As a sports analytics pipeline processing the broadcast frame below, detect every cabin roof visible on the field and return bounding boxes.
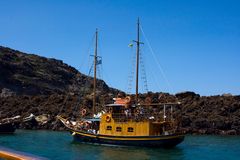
[83,118,100,122]
[105,104,126,107]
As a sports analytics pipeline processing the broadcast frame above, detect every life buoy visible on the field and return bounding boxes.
[106,115,111,122]
[81,109,87,116]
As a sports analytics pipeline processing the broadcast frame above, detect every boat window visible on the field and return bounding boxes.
[128,127,134,132]
[116,127,122,132]
[106,126,112,130]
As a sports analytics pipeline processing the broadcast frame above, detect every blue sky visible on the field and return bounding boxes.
[0,0,239,95]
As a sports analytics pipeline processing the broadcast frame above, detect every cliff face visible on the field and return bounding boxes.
[0,46,239,135]
[0,46,114,96]
[175,92,240,135]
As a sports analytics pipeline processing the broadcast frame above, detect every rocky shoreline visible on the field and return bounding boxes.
[0,92,240,135]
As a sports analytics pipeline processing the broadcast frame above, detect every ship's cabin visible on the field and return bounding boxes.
[99,100,180,136]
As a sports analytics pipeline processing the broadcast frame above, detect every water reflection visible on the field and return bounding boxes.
[99,146,151,160]
[71,142,184,160]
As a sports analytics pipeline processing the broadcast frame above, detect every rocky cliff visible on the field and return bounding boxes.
[176,92,240,135]
[0,46,116,96]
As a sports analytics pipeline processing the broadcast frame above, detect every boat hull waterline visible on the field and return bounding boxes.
[70,130,184,148]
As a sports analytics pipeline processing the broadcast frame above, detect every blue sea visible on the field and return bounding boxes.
[0,130,240,160]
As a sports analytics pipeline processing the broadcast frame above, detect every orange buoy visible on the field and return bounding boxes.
[106,115,111,122]
[81,109,87,116]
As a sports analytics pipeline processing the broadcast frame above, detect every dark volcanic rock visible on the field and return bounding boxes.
[175,91,200,100]
[176,93,240,135]
[0,46,117,95]
[0,92,239,135]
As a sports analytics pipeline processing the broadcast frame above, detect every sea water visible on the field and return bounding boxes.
[0,130,240,160]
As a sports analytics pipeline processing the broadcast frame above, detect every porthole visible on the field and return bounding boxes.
[116,127,122,132]
[128,127,134,132]
[106,126,112,130]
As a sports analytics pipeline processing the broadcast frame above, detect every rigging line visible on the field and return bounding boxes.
[100,60,117,93]
[97,34,103,81]
[141,43,161,91]
[97,64,101,80]
[125,45,136,94]
[100,62,106,82]
[86,55,91,75]
[79,33,95,72]
[101,65,117,97]
[100,61,110,89]
[140,25,173,93]
[97,35,115,92]
[139,47,149,93]
[148,64,162,92]
[86,47,95,76]
[97,48,117,94]
[88,62,94,76]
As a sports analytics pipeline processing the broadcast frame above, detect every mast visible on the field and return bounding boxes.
[135,18,142,104]
[93,28,98,115]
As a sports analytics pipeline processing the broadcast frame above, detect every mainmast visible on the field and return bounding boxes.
[93,28,98,115]
[134,18,143,104]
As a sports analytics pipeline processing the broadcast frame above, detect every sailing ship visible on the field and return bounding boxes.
[58,19,184,147]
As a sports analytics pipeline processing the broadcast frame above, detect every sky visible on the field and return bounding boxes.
[0,0,239,96]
